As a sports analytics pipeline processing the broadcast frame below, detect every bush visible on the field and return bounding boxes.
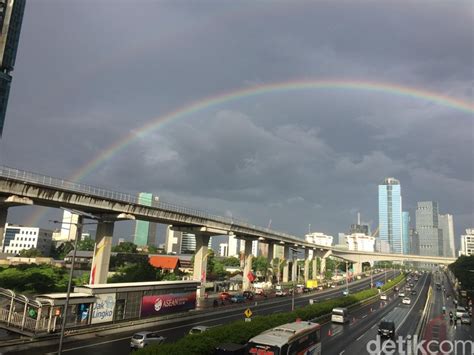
[136,274,404,355]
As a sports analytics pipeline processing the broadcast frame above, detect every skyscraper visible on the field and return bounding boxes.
[402,211,410,254]
[0,0,26,137]
[133,192,157,246]
[416,201,443,257]
[378,178,403,254]
[439,214,455,257]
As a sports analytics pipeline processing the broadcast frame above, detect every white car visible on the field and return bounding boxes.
[399,291,405,297]
[189,326,211,335]
[380,294,388,301]
[130,331,165,350]
[456,306,467,318]
[402,297,411,305]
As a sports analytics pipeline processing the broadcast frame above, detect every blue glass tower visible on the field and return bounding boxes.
[378,178,403,254]
[402,211,410,254]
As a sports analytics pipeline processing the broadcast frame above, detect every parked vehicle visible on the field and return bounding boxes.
[243,291,254,300]
[378,320,396,340]
[130,331,165,350]
[456,306,467,318]
[230,294,246,303]
[220,292,232,301]
[189,326,211,335]
[460,313,471,325]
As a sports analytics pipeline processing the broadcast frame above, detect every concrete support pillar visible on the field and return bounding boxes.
[304,249,310,283]
[312,256,318,280]
[243,240,254,291]
[320,257,327,279]
[291,260,297,282]
[90,221,114,284]
[266,243,274,282]
[193,234,211,298]
[0,208,7,251]
[352,262,363,275]
[282,246,290,283]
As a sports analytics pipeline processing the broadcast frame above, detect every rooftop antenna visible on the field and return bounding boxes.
[357,212,361,225]
[308,224,311,234]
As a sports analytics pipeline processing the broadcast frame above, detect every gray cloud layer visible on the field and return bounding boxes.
[1,1,472,242]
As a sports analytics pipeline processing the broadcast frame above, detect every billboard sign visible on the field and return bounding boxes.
[141,292,196,317]
[91,293,116,324]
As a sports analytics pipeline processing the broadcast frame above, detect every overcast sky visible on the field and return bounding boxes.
[0,1,472,247]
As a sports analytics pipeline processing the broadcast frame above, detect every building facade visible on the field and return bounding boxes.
[409,228,419,255]
[402,211,410,254]
[305,232,333,246]
[2,223,52,256]
[416,201,443,257]
[133,193,157,246]
[460,229,474,256]
[439,214,455,258]
[346,233,375,252]
[0,0,26,136]
[378,177,403,254]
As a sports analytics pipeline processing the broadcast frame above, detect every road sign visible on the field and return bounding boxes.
[375,281,383,288]
[244,308,253,318]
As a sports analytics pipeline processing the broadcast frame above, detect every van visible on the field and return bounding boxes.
[331,307,349,323]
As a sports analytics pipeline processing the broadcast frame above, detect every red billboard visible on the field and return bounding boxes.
[140,292,196,317]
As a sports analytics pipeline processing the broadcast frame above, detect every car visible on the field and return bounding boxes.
[220,292,232,301]
[255,288,264,295]
[402,297,411,305]
[230,294,246,303]
[342,289,349,296]
[317,286,324,290]
[460,313,471,325]
[394,286,399,292]
[378,320,396,339]
[303,287,310,293]
[409,283,414,288]
[130,331,165,350]
[189,326,211,335]
[456,306,467,318]
[243,291,254,300]
[380,294,388,301]
[399,291,405,297]
[410,290,417,295]
[275,289,288,297]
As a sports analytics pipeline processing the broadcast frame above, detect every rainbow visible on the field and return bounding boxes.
[26,79,473,226]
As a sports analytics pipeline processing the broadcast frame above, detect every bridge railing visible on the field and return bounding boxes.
[0,166,298,241]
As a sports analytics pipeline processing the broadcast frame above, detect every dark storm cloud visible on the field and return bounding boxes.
[1,1,472,239]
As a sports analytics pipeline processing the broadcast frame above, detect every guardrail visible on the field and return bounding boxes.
[0,165,299,241]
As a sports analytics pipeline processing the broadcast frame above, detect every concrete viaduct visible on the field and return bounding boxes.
[0,166,456,295]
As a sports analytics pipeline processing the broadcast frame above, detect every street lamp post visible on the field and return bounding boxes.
[290,248,300,311]
[54,216,83,355]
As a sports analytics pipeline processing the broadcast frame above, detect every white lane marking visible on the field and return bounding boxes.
[356,333,365,341]
[371,324,377,329]
[395,274,429,332]
[362,315,368,319]
[339,351,345,355]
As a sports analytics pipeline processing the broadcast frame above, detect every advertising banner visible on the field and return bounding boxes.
[141,292,196,317]
[91,293,116,324]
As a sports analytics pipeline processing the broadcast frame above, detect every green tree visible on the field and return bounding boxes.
[108,259,158,283]
[18,248,43,257]
[449,255,474,297]
[221,256,240,267]
[147,245,159,254]
[112,241,138,253]
[252,256,270,275]
[78,238,95,251]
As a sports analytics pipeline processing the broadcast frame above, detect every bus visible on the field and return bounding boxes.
[246,321,321,355]
[331,307,349,323]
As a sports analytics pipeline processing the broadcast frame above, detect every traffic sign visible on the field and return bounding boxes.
[244,308,253,318]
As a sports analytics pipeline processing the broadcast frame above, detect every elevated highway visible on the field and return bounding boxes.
[0,166,456,290]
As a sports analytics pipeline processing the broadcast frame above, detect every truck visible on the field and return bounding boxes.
[306,280,318,289]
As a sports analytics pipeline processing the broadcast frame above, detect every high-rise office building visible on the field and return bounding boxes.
[439,214,455,258]
[133,192,157,246]
[460,229,474,256]
[52,210,80,242]
[0,0,26,137]
[409,228,419,255]
[227,234,239,257]
[164,226,212,254]
[378,178,403,254]
[2,223,52,256]
[416,201,443,257]
[402,211,410,254]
